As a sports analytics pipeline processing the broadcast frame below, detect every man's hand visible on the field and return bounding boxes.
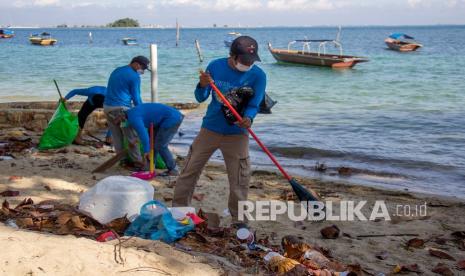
[199,70,213,88]
[236,117,252,129]
[143,152,150,162]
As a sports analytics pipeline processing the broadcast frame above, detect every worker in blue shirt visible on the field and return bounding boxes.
[103,56,149,168]
[173,36,266,223]
[63,86,111,145]
[125,103,184,175]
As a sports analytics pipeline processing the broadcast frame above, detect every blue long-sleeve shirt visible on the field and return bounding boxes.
[126,103,183,153]
[195,58,266,135]
[104,65,143,108]
[64,86,106,105]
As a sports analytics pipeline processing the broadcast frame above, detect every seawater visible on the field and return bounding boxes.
[1,26,464,198]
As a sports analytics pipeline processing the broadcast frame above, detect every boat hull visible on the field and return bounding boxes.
[0,34,14,39]
[269,48,368,69]
[385,39,422,52]
[30,38,57,46]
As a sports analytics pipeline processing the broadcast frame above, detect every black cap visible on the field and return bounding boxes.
[131,55,150,70]
[230,36,261,64]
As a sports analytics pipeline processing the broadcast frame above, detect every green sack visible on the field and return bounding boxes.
[38,101,79,150]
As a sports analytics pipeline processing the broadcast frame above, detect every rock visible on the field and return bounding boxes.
[33,114,47,120]
[78,176,154,224]
[320,225,340,239]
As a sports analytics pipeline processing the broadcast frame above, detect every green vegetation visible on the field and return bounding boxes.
[107,18,140,28]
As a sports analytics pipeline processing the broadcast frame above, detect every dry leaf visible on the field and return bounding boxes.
[16,217,34,228]
[429,248,456,260]
[393,264,421,273]
[193,193,205,201]
[56,212,73,225]
[320,225,340,239]
[457,260,465,270]
[15,198,33,209]
[407,238,425,248]
[0,190,20,197]
[432,263,454,276]
[106,216,130,233]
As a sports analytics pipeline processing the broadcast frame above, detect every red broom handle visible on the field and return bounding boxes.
[209,82,292,181]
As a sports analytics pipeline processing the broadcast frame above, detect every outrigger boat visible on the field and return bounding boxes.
[0,29,14,39]
[268,28,368,69]
[224,32,241,47]
[122,37,138,46]
[29,32,57,46]
[385,33,422,52]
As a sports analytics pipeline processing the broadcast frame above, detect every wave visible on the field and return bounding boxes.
[262,146,459,172]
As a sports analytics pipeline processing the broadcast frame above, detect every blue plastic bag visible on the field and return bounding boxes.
[125,200,194,243]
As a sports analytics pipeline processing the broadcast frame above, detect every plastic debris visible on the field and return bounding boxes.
[78,176,154,224]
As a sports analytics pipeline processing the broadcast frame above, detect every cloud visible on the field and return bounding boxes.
[267,0,334,11]
[33,0,60,6]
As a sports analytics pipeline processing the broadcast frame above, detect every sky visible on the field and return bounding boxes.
[1,0,465,27]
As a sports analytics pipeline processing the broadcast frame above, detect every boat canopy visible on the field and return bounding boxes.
[389,33,414,40]
[0,29,14,35]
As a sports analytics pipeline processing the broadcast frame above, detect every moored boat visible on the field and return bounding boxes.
[122,37,138,46]
[268,28,368,69]
[224,32,241,47]
[385,33,422,52]
[29,32,57,46]
[0,29,14,39]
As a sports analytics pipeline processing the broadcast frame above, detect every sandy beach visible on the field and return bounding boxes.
[1,122,465,275]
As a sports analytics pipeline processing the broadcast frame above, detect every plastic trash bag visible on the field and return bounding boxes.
[125,200,194,243]
[38,100,79,150]
[78,176,154,224]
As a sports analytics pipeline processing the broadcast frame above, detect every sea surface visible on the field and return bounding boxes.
[1,26,464,198]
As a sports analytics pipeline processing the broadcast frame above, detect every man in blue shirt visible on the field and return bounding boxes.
[103,56,149,168]
[63,86,111,145]
[124,103,184,175]
[173,36,266,223]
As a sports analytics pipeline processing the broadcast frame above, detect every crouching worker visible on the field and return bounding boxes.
[125,103,184,176]
[173,36,266,225]
[63,86,111,145]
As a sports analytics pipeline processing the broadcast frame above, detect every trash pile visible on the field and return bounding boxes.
[176,222,361,275]
[0,136,35,160]
[1,175,363,275]
[0,198,130,238]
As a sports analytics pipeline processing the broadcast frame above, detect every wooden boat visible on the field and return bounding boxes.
[224,32,241,47]
[122,37,138,46]
[385,33,422,52]
[29,32,57,46]
[0,29,14,39]
[268,35,368,69]
[268,27,368,69]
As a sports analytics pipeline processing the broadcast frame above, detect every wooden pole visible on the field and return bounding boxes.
[150,44,158,103]
[195,39,203,63]
[176,19,180,47]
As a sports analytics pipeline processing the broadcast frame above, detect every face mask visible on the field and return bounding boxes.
[137,69,144,75]
[235,62,252,72]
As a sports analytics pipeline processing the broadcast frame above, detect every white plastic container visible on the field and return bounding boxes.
[78,176,154,224]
